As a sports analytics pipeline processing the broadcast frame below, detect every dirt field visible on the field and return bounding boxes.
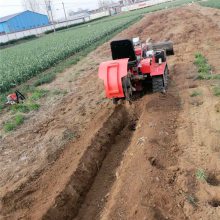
[1,3,220,220]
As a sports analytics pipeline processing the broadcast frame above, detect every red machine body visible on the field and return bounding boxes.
[99,59,129,99]
[98,38,174,102]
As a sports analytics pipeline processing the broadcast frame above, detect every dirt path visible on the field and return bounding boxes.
[1,4,220,220]
[76,90,183,220]
[74,104,141,220]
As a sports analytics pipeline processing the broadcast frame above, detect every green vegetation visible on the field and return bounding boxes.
[190,90,202,97]
[30,89,49,101]
[196,169,207,182]
[200,0,220,9]
[1,88,46,132]
[3,114,25,132]
[62,129,76,141]
[11,103,40,113]
[0,0,200,93]
[52,89,67,96]
[0,104,4,111]
[194,52,220,80]
[0,16,140,93]
[34,73,56,87]
[32,30,112,88]
[0,88,47,114]
[194,53,212,79]
[0,87,62,133]
[214,75,220,80]
[0,35,37,47]
[187,195,198,207]
[213,86,220,96]
[0,94,5,111]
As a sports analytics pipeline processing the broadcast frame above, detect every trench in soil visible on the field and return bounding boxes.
[41,104,141,220]
[74,114,139,220]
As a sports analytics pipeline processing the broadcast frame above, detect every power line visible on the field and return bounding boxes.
[48,0,56,32]
[62,2,69,27]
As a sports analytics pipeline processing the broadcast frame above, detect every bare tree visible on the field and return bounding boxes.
[22,0,54,21]
[43,0,54,21]
[98,0,114,9]
[22,0,41,12]
[97,0,103,8]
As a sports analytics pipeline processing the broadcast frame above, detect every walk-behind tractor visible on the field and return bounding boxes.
[98,37,174,104]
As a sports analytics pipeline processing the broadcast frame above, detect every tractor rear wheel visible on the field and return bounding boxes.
[113,98,118,105]
[152,75,165,93]
[163,66,169,89]
[122,77,133,101]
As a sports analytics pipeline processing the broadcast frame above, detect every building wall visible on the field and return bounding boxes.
[0,23,5,34]
[0,22,9,34]
[2,11,49,33]
[90,10,110,20]
[69,12,90,20]
[121,0,172,11]
[0,18,85,43]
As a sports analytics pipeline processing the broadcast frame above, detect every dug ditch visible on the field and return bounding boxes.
[42,104,141,219]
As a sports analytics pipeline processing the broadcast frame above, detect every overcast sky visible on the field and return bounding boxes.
[0,0,99,19]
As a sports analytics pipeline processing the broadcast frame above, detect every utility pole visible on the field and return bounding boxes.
[44,0,51,21]
[48,0,56,32]
[62,2,69,28]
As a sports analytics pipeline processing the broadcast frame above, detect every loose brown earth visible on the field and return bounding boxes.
[1,3,220,220]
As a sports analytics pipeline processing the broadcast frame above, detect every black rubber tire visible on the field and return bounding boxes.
[113,98,118,105]
[122,77,133,101]
[163,66,169,89]
[152,75,165,93]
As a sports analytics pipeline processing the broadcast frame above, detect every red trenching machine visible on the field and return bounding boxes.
[98,37,174,104]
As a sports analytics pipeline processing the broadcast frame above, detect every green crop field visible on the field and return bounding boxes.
[199,0,220,9]
[0,15,140,92]
[0,0,199,93]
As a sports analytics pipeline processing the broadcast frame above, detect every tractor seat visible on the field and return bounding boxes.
[111,39,138,67]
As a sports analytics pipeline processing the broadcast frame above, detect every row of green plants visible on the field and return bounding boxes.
[194,52,220,98]
[0,15,140,93]
[194,52,212,79]
[197,0,218,94]
[194,52,220,80]
[199,0,220,9]
[0,35,37,47]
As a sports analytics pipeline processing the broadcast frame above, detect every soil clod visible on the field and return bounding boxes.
[208,200,220,208]
[148,157,164,170]
[206,173,220,186]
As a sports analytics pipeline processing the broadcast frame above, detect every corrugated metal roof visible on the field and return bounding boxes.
[0,12,21,23]
[0,10,48,23]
